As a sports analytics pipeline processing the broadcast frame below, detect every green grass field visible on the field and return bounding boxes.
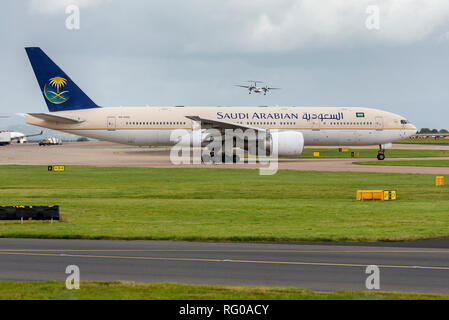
[355,160,449,167]
[1,165,449,241]
[396,138,449,144]
[296,148,449,158]
[1,281,447,300]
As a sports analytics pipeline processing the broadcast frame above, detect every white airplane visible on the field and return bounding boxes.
[24,47,417,161]
[11,131,43,143]
[0,130,42,144]
[235,81,281,95]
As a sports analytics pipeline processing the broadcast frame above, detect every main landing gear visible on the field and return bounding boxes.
[377,145,385,160]
[201,150,240,164]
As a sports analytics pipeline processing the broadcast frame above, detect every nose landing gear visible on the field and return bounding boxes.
[377,145,385,160]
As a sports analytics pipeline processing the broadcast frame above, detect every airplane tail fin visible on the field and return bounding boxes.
[25,47,100,112]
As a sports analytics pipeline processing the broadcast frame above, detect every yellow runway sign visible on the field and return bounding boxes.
[48,165,65,172]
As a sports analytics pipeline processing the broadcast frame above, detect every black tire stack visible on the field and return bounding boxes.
[0,206,59,220]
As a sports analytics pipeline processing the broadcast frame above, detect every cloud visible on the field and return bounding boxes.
[29,0,109,14]
[25,0,449,54]
[181,0,449,53]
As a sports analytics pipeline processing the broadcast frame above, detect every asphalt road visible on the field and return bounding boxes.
[0,238,448,294]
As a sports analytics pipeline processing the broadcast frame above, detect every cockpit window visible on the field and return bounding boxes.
[400,120,409,124]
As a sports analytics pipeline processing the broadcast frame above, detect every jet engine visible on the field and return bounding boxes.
[267,131,304,156]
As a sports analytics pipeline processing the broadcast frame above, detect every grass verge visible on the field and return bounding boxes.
[396,138,449,145]
[0,281,447,300]
[354,160,449,167]
[1,166,449,241]
[295,148,449,158]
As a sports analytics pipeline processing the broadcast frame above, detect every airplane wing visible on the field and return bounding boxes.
[23,131,43,138]
[9,130,43,141]
[185,116,268,151]
[234,85,250,88]
[185,116,266,133]
[27,113,85,124]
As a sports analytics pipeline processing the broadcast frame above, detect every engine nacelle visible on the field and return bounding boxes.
[268,131,304,156]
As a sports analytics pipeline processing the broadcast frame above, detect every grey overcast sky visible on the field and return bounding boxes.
[2,0,449,129]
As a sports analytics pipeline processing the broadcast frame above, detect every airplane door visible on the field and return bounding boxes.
[375,116,383,130]
[107,116,116,131]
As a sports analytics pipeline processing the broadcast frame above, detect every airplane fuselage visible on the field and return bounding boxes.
[26,106,417,147]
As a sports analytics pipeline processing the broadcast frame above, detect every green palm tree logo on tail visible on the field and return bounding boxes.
[44,76,70,104]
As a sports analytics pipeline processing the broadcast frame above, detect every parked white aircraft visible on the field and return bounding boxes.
[10,131,43,143]
[24,47,417,161]
[0,130,42,144]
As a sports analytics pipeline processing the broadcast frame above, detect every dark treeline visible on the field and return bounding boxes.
[418,128,449,134]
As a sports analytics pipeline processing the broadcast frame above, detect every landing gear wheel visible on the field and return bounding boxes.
[377,153,385,160]
[377,144,386,160]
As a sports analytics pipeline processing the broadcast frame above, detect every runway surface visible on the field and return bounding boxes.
[1,238,448,294]
[1,141,449,174]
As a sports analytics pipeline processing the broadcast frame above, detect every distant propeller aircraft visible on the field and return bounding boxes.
[234,80,281,95]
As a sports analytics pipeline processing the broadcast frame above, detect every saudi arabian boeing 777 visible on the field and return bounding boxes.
[24,47,417,161]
